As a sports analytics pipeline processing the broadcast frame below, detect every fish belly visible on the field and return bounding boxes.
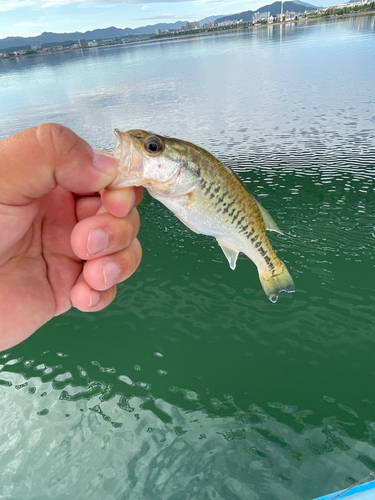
[149,190,237,238]
[149,189,263,266]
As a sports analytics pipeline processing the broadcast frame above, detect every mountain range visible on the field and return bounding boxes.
[0,2,318,52]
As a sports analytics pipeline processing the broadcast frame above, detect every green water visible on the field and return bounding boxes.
[0,16,375,499]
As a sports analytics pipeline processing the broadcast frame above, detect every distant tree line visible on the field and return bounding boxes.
[151,3,375,41]
[151,21,261,40]
[309,1,375,18]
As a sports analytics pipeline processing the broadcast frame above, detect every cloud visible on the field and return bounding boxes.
[38,0,196,6]
[131,14,184,20]
[14,20,43,26]
[1,0,202,11]
[101,0,194,3]
[123,0,194,3]
[0,0,35,12]
[40,0,80,6]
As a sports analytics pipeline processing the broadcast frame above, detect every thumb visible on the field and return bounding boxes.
[0,123,118,205]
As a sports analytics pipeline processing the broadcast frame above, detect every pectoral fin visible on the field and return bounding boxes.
[216,239,239,270]
[254,199,283,234]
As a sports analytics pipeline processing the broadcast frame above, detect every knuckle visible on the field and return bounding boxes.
[36,123,82,166]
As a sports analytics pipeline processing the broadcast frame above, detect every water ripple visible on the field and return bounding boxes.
[1,368,375,499]
[1,16,375,500]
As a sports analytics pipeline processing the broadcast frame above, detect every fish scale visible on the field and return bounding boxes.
[110,129,295,303]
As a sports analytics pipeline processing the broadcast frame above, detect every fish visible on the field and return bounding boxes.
[109,129,295,303]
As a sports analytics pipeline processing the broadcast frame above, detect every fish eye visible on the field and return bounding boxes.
[144,136,164,155]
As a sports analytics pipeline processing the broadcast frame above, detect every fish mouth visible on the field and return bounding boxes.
[107,129,145,189]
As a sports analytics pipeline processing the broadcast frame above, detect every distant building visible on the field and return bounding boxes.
[156,29,162,35]
[217,20,240,26]
[253,12,270,22]
[78,39,88,48]
[202,21,215,28]
[284,10,297,19]
[31,44,41,50]
[183,21,200,30]
[88,40,98,47]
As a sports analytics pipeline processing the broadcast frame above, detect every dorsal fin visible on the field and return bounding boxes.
[254,199,283,234]
[216,239,239,270]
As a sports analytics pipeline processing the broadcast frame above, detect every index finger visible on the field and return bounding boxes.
[101,186,144,218]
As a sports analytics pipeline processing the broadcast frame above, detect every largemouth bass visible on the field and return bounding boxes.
[110,129,295,303]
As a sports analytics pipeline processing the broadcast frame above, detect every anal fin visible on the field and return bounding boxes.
[216,239,239,270]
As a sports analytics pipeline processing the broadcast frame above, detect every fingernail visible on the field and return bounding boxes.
[103,262,120,287]
[93,150,118,174]
[89,290,101,308]
[88,228,108,255]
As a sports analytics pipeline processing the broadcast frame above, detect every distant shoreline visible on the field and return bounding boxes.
[149,10,375,43]
[1,9,374,60]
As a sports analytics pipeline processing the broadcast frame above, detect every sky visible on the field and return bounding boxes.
[1,0,338,39]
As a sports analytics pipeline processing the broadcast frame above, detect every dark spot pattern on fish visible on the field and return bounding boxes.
[214,193,227,209]
[215,190,230,209]
[199,174,275,272]
[239,225,255,237]
[202,180,215,196]
[222,201,235,214]
[264,255,274,271]
[259,246,267,257]
[236,215,246,228]
[231,211,240,224]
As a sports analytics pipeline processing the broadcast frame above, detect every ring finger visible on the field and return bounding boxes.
[82,238,142,291]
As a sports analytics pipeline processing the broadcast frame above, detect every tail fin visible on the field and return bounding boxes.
[259,259,295,303]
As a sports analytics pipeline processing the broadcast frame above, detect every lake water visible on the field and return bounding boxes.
[0,16,375,500]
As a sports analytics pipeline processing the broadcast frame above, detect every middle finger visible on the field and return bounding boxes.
[71,208,140,261]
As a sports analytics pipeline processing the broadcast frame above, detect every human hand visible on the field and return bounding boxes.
[0,123,143,351]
